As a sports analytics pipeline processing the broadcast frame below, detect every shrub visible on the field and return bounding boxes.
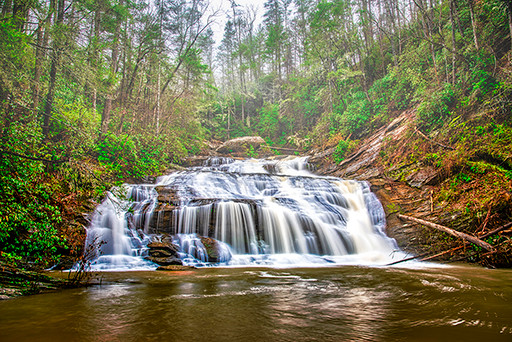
[417,83,455,131]
[333,139,353,163]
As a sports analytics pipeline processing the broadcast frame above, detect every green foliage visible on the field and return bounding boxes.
[417,83,455,131]
[332,139,350,163]
[96,133,167,179]
[256,102,291,143]
[0,123,64,266]
[425,153,443,168]
[247,144,258,158]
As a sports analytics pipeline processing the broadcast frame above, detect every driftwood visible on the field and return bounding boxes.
[387,221,510,265]
[397,214,494,251]
[414,127,455,150]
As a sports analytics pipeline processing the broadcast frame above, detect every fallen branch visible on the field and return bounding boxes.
[414,127,454,150]
[420,246,463,262]
[479,221,512,239]
[385,251,431,265]
[397,214,494,251]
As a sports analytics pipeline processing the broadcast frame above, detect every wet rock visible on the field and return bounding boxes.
[156,265,196,271]
[182,156,212,167]
[147,241,179,254]
[145,256,183,266]
[154,186,179,203]
[199,236,221,262]
[145,241,181,266]
[148,249,174,258]
[148,203,177,234]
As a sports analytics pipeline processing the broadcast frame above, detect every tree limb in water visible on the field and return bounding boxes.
[388,221,511,265]
[397,214,494,251]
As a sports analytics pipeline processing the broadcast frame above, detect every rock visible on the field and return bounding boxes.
[216,136,267,154]
[405,166,440,188]
[147,241,179,254]
[148,203,177,233]
[145,241,181,266]
[154,186,179,203]
[145,256,183,266]
[198,236,232,263]
[148,249,174,258]
[199,236,221,262]
[182,156,212,167]
[156,265,196,271]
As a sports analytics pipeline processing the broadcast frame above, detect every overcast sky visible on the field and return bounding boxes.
[209,0,267,46]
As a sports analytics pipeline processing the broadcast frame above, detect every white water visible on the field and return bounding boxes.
[85,156,406,270]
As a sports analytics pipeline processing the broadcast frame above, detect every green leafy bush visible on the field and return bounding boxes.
[417,83,455,131]
[0,148,64,266]
[96,133,166,179]
[333,140,350,163]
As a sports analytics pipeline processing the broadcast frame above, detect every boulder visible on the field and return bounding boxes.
[145,241,182,266]
[145,256,183,266]
[147,241,179,255]
[200,236,221,262]
[216,136,267,154]
[199,236,231,263]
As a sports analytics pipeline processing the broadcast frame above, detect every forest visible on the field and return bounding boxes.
[1,0,512,272]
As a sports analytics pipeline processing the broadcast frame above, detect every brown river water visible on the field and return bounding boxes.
[1,265,511,342]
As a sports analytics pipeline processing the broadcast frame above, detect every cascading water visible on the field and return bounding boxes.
[85,156,403,270]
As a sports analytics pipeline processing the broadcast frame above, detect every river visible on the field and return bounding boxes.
[1,265,511,341]
[2,157,510,341]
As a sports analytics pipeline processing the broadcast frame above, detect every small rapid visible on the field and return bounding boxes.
[84,156,404,270]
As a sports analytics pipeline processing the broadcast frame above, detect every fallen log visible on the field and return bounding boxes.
[397,214,494,252]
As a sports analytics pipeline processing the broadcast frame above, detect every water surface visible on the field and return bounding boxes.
[1,265,511,341]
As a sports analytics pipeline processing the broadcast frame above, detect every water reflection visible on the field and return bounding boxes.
[0,266,511,341]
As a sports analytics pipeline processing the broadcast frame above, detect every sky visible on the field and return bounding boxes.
[209,0,267,46]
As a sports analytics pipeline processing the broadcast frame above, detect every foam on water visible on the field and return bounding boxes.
[84,156,410,270]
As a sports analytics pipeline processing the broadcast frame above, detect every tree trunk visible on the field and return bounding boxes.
[1,0,12,18]
[101,1,122,135]
[467,0,478,50]
[508,2,512,51]
[91,7,101,112]
[43,0,63,139]
[450,0,457,84]
[33,20,46,113]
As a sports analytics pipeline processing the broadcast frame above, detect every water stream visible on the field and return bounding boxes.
[2,157,511,341]
[1,267,511,341]
[85,156,404,269]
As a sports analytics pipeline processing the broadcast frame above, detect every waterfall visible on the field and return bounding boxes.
[84,156,401,270]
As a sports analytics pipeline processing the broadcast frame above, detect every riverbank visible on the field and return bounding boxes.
[0,261,76,299]
[308,110,512,267]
